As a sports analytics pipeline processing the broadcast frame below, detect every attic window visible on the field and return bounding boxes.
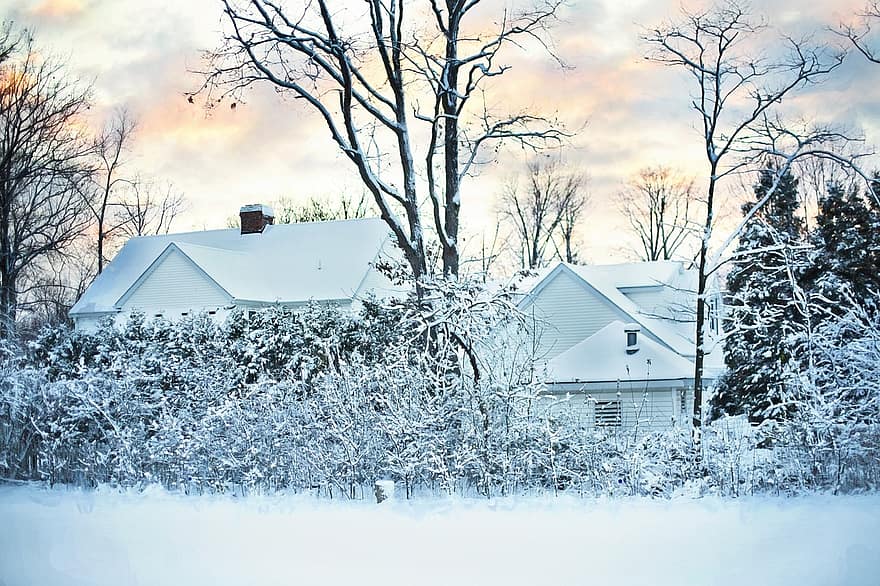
[624,324,641,354]
[595,400,622,428]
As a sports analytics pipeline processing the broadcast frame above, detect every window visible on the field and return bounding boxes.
[708,296,721,335]
[594,400,622,427]
[624,325,640,354]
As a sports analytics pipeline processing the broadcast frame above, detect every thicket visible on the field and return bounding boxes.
[1,280,878,498]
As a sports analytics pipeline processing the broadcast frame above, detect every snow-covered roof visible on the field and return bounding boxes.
[71,217,396,315]
[546,321,696,384]
[577,260,692,290]
[518,262,697,357]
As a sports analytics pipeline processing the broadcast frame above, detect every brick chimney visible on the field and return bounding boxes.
[240,204,275,235]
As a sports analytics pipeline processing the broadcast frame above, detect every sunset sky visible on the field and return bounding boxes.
[4,0,877,266]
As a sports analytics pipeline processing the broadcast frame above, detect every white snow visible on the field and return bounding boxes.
[1,485,878,586]
[70,217,397,315]
[547,320,696,383]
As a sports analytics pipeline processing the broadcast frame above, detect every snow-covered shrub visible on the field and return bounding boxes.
[2,276,878,497]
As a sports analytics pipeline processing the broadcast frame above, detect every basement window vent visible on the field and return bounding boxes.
[595,400,622,428]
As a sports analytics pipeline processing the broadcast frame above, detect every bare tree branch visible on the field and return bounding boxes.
[617,166,700,262]
[498,156,587,269]
[193,0,568,282]
[0,24,94,336]
[643,1,853,437]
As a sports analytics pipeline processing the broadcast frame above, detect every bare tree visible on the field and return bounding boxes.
[644,1,857,437]
[794,154,862,230]
[499,157,587,269]
[553,175,589,264]
[89,109,137,274]
[195,0,567,282]
[275,192,372,224]
[0,25,93,336]
[116,179,186,238]
[617,167,698,262]
[839,1,880,63]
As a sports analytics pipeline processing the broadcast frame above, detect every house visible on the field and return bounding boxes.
[515,261,724,431]
[70,205,401,331]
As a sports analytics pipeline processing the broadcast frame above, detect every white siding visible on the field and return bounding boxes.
[545,387,687,432]
[622,286,696,341]
[351,264,402,305]
[73,315,108,333]
[525,270,625,360]
[120,249,232,317]
[621,288,667,314]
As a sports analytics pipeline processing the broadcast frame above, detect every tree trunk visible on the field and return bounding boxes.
[692,168,717,444]
[0,197,13,338]
[97,217,105,274]
[442,7,461,279]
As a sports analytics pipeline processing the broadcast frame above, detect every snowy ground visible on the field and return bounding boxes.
[1,486,879,586]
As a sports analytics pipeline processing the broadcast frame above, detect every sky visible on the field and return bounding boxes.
[3,0,878,266]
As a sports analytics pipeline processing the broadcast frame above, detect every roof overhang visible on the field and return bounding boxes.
[545,378,713,392]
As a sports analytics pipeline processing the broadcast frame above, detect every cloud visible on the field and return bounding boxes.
[28,0,87,19]
[9,0,880,263]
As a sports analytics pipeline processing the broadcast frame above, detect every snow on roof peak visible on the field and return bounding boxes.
[71,217,396,315]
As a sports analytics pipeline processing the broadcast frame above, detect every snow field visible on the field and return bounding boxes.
[1,486,879,586]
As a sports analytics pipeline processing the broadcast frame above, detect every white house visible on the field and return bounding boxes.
[70,205,401,331]
[515,261,724,431]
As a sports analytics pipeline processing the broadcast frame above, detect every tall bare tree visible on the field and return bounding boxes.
[196,0,567,282]
[644,1,857,438]
[116,179,186,238]
[553,174,589,264]
[0,25,93,336]
[89,109,137,274]
[499,157,587,269]
[617,166,698,262]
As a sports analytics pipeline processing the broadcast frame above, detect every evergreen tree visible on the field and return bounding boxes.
[802,179,880,317]
[712,166,806,422]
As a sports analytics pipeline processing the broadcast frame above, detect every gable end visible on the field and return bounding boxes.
[115,244,233,315]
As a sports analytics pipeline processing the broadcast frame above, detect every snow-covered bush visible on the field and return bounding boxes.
[1,279,878,497]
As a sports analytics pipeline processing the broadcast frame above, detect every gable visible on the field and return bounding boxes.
[522,268,631,360]
[118,247,232,316]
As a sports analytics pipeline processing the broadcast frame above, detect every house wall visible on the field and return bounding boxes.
[621,286,697,340]
[119,249,232,319]
[524,270,627,360]
[72,314,112,332]
[621,287,669,316]
[543,386,693,432]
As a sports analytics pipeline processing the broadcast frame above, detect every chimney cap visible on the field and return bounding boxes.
[240,203,275,217]
[624,323,641,333]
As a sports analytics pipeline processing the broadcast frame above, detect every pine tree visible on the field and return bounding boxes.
[712,167,807,422]
[802,180,880,317]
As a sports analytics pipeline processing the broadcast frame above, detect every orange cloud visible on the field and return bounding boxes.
[29,0,86,19]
